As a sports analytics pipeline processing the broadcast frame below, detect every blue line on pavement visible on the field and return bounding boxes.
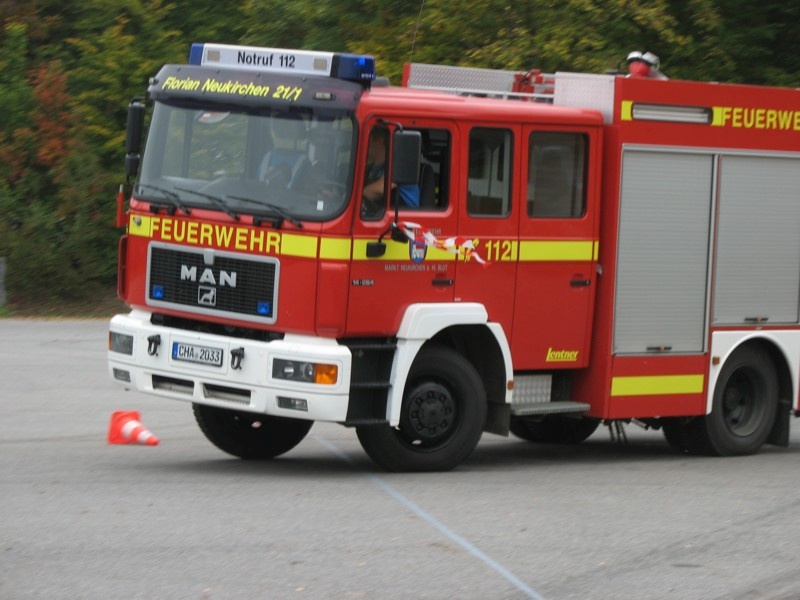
[317,436,546,600]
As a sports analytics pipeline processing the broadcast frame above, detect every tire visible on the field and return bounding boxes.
[703,346,778,456]
[356,346,486,472]
[661,417,708,454]
[662,346,778,456]
[510,415,599,444]
[193,403,313,459]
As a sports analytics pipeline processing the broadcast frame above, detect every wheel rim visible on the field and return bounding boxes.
[208,408,275,449]
[399,382,458,447]
[220,410,260,434]
[722,368,763,437]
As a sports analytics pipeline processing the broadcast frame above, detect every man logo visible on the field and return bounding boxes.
[181,265,237,288]
[198,286,217,306]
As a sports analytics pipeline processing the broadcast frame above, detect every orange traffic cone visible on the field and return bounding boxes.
[107,411,159,446]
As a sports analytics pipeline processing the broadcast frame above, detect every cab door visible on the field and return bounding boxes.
[453,124,521,336]
[347,118,458,335]
[511,126,600,369]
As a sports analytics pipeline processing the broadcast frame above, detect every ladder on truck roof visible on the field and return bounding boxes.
[404,63,555,102]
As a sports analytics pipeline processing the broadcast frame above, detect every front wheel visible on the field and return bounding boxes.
[193,404,313,459]
[356,346,486,472]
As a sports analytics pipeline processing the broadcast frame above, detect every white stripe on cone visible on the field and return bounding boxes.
[120,419,159,445]
[108,411,160,446]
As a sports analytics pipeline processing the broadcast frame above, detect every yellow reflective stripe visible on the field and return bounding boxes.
[611,374,705,397]
[127,219,597,264]
[351,239,456,261]
[620,100,633,121]
[351,239,595,262]
[710,106,726,126]
[352,239,408,260]
[128,214,155,237]
[319,237,351,260]
[281,233,317,258]
[426,247,458,261]
[519,240,595,261]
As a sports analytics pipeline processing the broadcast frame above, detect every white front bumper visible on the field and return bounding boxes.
[108,310,352,422]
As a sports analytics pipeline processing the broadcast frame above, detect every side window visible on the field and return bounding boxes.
[467,127,513,217]
[414,128,450,211]
[527,132,587,218]
[361,126,452,220]
[361,126,390,220]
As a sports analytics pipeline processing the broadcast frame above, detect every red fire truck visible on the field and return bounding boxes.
[108,42,800,471]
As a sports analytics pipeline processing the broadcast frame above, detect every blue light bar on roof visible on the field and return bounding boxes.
[189,43,375,82]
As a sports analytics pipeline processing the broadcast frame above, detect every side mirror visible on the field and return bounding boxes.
[391,130,421,185]
[366,241,386,257]
[366,224,410,258]
[125,99,146,178]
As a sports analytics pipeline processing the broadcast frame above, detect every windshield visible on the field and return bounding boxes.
[137,102,356,222]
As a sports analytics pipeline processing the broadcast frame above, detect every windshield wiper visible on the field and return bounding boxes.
[227,195,304,228]
[174,187,240,220]
[135,183,191,215]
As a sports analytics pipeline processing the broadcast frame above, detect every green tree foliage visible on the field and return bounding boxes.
[0,23,32,136]
[0,57,115,301]
[0,0,797,306]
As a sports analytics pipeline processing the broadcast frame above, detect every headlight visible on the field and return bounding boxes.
[109,331,134,355]
[273,358,338,385]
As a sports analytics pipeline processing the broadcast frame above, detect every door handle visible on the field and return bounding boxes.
[432,278,454,287]
[570,278,591,287]
[744,316,769,323]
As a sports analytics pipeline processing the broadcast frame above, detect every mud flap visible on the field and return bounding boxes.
[767,398,792,447]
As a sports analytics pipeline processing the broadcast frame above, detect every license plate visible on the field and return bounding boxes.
[172,341,224,367]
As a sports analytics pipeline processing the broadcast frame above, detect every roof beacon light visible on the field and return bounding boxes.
[189,43,375,82]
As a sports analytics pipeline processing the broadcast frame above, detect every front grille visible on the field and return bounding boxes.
[203,383,252,406]
[152,374,194,394]
[147,242,279,323]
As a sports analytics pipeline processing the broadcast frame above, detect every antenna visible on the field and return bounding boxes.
[410,0,425,62]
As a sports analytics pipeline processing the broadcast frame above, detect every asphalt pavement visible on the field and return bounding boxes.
[2,319,800,599]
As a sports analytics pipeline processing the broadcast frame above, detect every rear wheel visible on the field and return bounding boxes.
[510,415,599,444]
[704,346,778,455]
[356,346,486,472]
[193,404,313,459]
[662,346,778,456]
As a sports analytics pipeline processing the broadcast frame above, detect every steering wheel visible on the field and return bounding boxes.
[360,195,384,219]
